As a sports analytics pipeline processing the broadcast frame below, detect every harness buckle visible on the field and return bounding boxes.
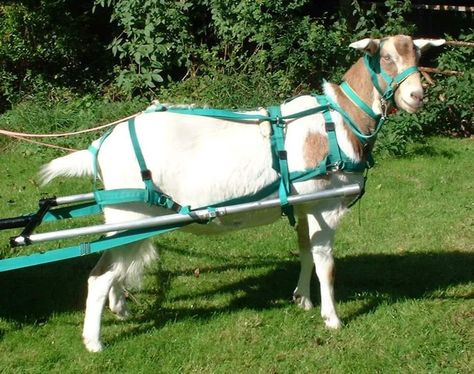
[275,116,286,128]
[329,160,345,171]
[207,208,217,219]
[335,160,345,170]
[325,122,335,132]
[380,99,389,119]
[158,193,173,207]
[141,169,152,181]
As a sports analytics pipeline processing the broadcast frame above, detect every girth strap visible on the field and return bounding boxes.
[268,105,295,226]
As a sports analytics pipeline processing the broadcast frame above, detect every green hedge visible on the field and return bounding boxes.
[0,1,472,157]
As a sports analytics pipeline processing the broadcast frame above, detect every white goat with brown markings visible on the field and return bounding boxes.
[40,35,444,352]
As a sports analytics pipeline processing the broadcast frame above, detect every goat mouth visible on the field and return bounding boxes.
[400,98,422,113]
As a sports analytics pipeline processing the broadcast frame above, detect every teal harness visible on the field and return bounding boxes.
[0,49,419,272]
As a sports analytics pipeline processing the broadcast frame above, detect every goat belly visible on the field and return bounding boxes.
[184,206,282,234]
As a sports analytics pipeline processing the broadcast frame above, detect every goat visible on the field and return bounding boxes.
[40,35,444,352]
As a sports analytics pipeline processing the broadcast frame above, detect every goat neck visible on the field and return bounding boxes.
[324,57,389,158]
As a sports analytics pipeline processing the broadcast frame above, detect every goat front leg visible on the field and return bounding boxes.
[307,212,342,329]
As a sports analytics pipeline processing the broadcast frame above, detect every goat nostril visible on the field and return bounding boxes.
[410,91,423,102]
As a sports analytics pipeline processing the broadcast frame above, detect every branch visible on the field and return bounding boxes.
[419,67,465,76]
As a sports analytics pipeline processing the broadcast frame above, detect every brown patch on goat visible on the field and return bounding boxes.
[303,132,328,169]
[328,263,336,282]
[332,57,374,159]
[296,216,310,251]
[382,36,418,75]
[393,35,417,60]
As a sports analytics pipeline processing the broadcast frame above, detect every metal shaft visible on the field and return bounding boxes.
[12,184,361,246]
[55,192,95,205]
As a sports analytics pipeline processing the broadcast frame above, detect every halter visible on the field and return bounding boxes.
[328,43,419,144]
[362,42,419,115]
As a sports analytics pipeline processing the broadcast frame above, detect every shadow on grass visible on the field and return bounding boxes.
[405,142,458,159]
[128,250,473,339]
[0,249,472,344]
[0,255,98,323]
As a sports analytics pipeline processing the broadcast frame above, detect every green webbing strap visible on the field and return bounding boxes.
[316,96,344,170]
[0,221,187,272]
[268,105,295,226]
[381,65,419,103]
[340,81,381,121]
[128,118,155,196]
[43,201,102,222]
[156,107,269,122]
[211,179,280,208]
[145,104,331,124]
[322,90,384,144]
[127,118,185,212]
[394,66,419,84]
[41,188,185,224]
[88,128,113,188]
[364,54,385,98]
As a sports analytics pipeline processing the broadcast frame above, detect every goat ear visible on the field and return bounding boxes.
[349,38,381,55]
[413,39,446,53]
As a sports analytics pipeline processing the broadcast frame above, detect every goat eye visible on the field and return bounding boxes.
[382,55,392,62]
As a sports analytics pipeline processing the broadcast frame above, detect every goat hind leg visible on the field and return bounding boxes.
[82,252,118,352]
[293,216,314,310]
[108,281,130,320]
[82,240,157,352]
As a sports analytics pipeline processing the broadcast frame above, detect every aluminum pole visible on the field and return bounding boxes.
[12,184,361,246]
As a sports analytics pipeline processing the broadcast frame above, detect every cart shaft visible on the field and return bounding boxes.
[11,184,362,246]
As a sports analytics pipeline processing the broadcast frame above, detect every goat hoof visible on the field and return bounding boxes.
[293,293,313,310]
[324,316,342,329]
[111,306,130,321]
[83,338,104,353]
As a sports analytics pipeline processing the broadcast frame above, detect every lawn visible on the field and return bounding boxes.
[0,137,472,373]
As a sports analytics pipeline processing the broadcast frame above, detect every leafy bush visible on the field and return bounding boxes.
[1,0,470,159]
[420,31,474,137]
[95,0,351,96]
[0,1,112,109]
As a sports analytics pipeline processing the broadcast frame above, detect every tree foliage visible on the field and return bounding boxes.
[0,0,472,154]
[0,0,112,108]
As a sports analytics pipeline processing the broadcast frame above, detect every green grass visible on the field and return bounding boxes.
[0,137,472,373]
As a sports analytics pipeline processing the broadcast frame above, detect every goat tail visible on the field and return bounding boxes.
[39,148,95,186]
